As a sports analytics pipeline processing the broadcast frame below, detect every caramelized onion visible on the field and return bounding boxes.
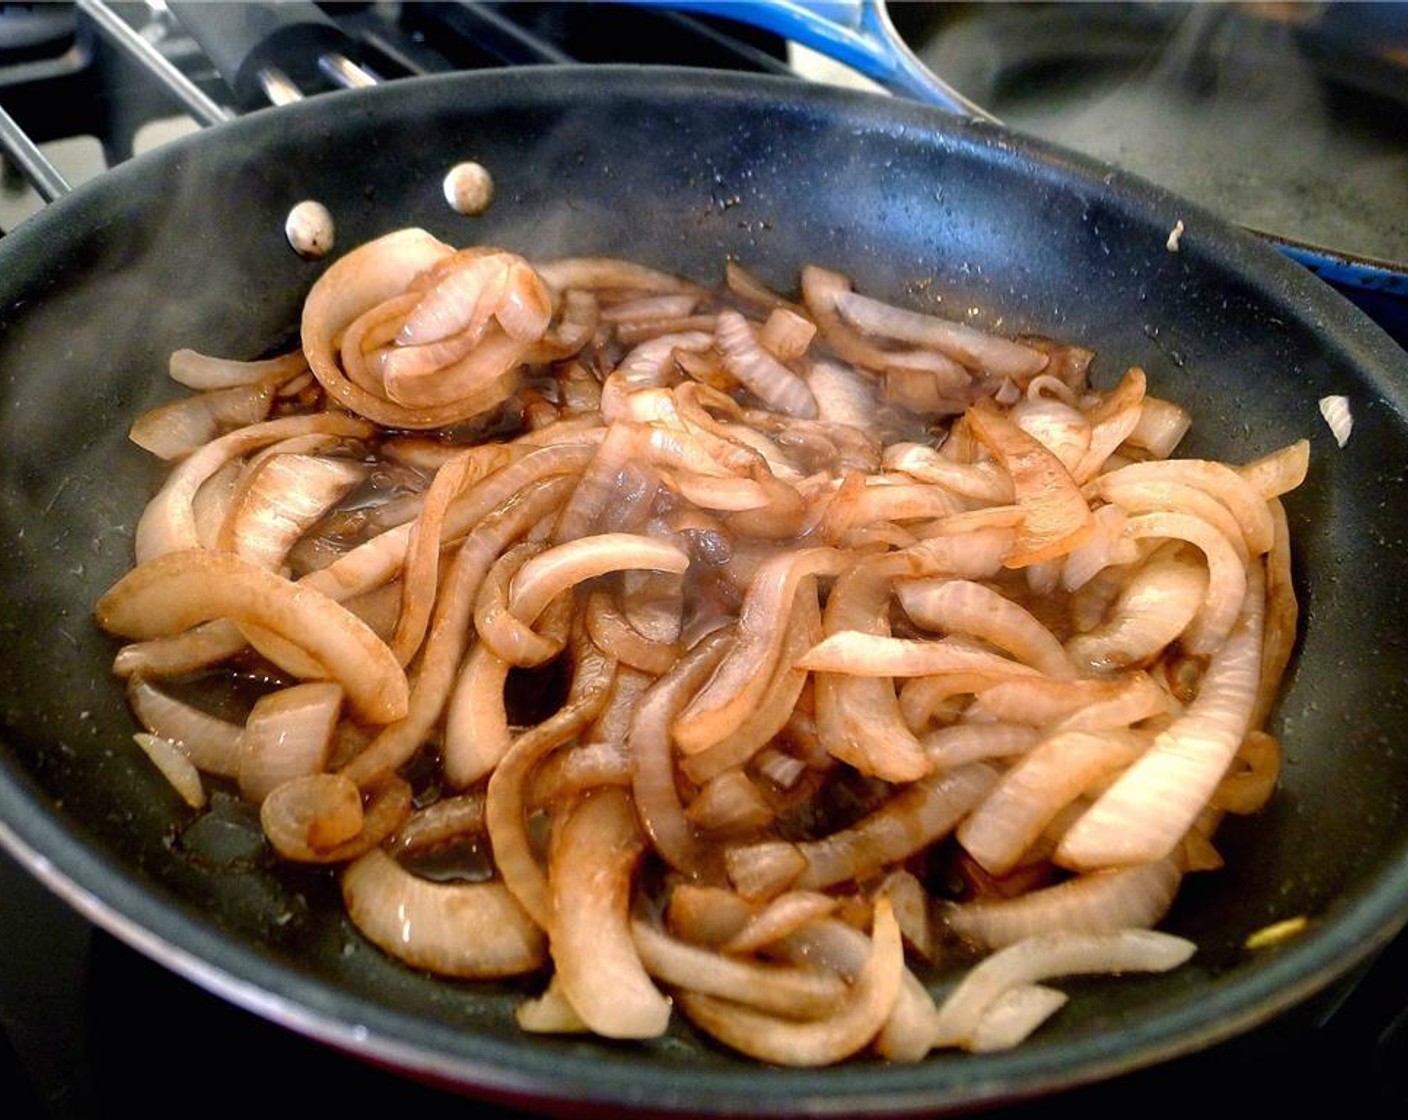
[99,232,1307,1068]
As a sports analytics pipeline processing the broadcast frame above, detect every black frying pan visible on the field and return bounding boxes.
[3,66,1408,1116]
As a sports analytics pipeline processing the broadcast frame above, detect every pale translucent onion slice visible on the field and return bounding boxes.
[1318,394,1352,448]
[722,891,840,955]
[1124,395,1191,459]
[238,681,343,803]
[535,256,702,294]
[814,561,932,781]
[1098,457,1274,556]
[834,290,1048,381]
[921,722,1041,769]
[1066,542,1209,672]
[958,730,1147,876]
[1069,365,1147,484]
[516,975,590,1034]
[968,985,1069,1052]
[134,412,374,563]
[1009,395,1091,474]
[947,857,1184,949]
[1122,510,1246,656]
[715,308,818,419]
[773,917,944,1063]
[897,578,1078,678]
[930,929,1195,1050]
[966,399,1095,568]
[126,674,244,778]
[883,442,1013,503]
[343,849,545,978]
[673,548,848,754]
[132,732,206,809]
[796,632,1042,680]
[1057,564,1265,870]
[507,533,689,625]
[1238,439,1310,501]
[222,453,367,572]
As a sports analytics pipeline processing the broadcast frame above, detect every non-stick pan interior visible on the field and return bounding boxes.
[2,67,1408,1115]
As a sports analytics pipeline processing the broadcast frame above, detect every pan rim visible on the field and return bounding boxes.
[3,63,1408,1114]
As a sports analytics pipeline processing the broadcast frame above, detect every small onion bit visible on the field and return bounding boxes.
[285,199,335,259]
[443,160,495,216]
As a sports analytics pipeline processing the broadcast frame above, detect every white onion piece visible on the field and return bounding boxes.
[674,899,903,1067]
[1125,396,1191,458]
[1009,395,1091,474]
[1238,439,1310,500]
[958,730,1146,876]
[1318,395,1352,447]
[723,891,839,954]
[238,682,343,803]
[674,548,848,754]
[948,857,1183,949]
[1122,511,1246,656]
[884,443,1013,503]
[715,309,818,419]
[343,849,545,978]
[1057,563,1265,870]
[922,722,1041,768]
[1099,457,1274,556]
[516,976,589,1034]
[224,454,367,572]
[759,306,817,361]
[1067,544,1209,672]
[262,772,363,855]
[930,930,1195,1050]
[134,412,373,563]
[833,289,1048,381]
[132,732,206,809]
[1059,503,1130,592]
[126,675,244,778]
[814,562,932,782]
[796,632,1042,680]
[804,358,878,431]
[968,984,1069,1052]
[535,256,702,294]
[897,578,1078,678]
[507,533,689,625]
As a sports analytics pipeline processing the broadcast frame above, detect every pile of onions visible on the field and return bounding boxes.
[95,227,1307,1066]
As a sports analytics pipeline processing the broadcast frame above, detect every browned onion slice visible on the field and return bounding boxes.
[547,787,672,1039]
[674,899,903,1067]
[97,549,408,724]
[343,849,545,978]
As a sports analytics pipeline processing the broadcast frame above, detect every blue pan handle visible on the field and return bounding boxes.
[632,0,997,121]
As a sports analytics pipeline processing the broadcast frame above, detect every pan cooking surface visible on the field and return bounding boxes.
[2,67,1408,1114]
